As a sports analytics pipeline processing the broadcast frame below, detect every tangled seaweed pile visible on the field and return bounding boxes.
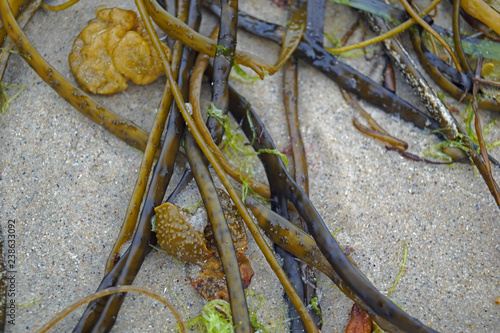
[0,0,499,332]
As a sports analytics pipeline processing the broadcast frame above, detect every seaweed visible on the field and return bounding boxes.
[4,0,499,332]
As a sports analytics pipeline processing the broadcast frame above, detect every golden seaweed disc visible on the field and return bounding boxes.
[69,7,164,94]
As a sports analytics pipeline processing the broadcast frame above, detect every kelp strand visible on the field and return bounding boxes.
[0,0,42,82]
[281,56,316,331]
[184,131,251,332]
[398,0,462,72]
[0,0,30,46]
[190,51,271,198]
[452,0,472,73]
[409,28,500,111]
[284,56,309,195]
[206,0,238,144]
[306,0,325,46]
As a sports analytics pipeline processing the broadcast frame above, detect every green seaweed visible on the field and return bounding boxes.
[184,299,236,333]
[310,297,322,319]
[387,242,408,298]
[0,81,25,119]
[207,102,288,202]
[230,62,260,83]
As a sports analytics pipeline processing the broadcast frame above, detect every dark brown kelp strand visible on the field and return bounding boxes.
[227,86,438,333]
[206,0,238,144]
[206,4,441,131]
[272,5,309,329]
[283,36,322,329]
[184,132,251,332]
[305,0,325,46]
[0,1,151,152]
[71,0,200,330]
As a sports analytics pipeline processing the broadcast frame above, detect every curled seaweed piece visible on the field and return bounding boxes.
[352,117,409,150]
[341,89,409,151]
[226,84,438,333]
[207,4,441,131]
[155,202,213,265]
[184,131,252,332]
[154,198,254,304]
[0,1,151,151]
[36,286,187,333]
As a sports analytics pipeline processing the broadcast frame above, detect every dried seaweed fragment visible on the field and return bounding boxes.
[345,304,372,333]
[155,200,254,301]
[154,202,213,265]
[69,7,164,94]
